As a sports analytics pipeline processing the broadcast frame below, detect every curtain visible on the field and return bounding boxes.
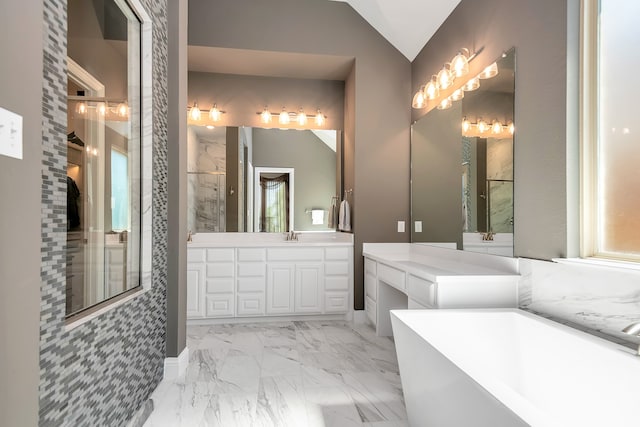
[260,174,289,232]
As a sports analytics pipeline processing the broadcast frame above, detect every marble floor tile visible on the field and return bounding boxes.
[144,320,406,427]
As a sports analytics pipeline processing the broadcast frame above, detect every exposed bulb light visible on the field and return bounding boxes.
[279,107,290,125]
[189,102,201,121]
[450,50,470,78]
[314,109,325,126]
[116,102,129,118]
[462,117,471,133]
[412,87,427,109]
[209,103,221,122]
[508,121,515,135]
[436,97,453,110]
[76,102,87,115]
[96,102,107,116]
[424,76,440,100]
[463,77,480,92]
[491,120,503,134]
[477,118,488,133]
[261,107,272,124]
[206,125,215,130]
[479,62,499,79]
[450,88,465,102]
[437,65,454,90]
[297,108,307,126]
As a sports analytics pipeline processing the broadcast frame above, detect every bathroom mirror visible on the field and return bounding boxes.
[187,125,340,233]
[411,48,515,255]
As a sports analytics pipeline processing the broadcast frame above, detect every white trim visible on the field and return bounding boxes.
[553,257,640,273]
[187,313,351,326]
[163,347,189,380]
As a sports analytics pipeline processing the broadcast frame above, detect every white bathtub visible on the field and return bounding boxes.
[390,309,640,427]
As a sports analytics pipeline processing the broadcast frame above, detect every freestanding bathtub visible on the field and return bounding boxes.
[390,309,640,427]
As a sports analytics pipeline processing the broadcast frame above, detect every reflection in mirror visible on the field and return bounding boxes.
[411,48,515,256]
[187,126,339,233]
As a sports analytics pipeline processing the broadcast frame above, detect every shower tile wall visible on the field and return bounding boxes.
[39,0,168,425]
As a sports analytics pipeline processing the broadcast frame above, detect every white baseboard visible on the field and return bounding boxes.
[163,346,189,380]
[353,309,367,324]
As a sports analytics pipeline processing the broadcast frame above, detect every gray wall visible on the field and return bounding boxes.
[0,1,43,425]
[412,0,576,260]
[252,128,337,231]
[167,0,188,359]
[189,0,412,309]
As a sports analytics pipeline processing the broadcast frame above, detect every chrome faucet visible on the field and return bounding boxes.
[622,322,640,355]
[285,230,298,241]
[187,230,193,243]
[482,231,495,241]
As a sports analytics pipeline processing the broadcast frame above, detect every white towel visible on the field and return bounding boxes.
[338,199,351,231]
[311,209,324,225]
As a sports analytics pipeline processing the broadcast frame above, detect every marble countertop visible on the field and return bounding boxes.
[188,232,354,248]
[363,243,520,282]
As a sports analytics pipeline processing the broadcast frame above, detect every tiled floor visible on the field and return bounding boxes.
[144,320,408,427]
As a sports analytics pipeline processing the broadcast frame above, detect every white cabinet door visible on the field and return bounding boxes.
[295,263,323,313]
[187,263,205,318]
[266,264,294,314]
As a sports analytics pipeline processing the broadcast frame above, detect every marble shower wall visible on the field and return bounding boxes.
[519,257,640,343]
[487,137,513,233]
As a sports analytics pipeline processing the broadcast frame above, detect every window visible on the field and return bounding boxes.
[66,0,143,316]
[582,0,640,261]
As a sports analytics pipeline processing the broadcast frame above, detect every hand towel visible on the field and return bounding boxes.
[338,199,351,232]
[328,201,336,229]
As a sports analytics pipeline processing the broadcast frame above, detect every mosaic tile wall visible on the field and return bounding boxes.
[39,0,168,425]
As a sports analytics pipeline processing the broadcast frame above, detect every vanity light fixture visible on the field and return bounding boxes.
[116,102,129,118]
[462,118,514,137]
[450,88,465,102]
[261,107,272,124]
[479,62,499,79]
[279,107,291,125]
[412,86,427,109]
[96,102,107,117]
[477,118,488,133]
[76,102,87,115]
[508,121,515,135]
[462,117,471,133]
[69,95,130,119]
[189,102,202,121]
[314,109,325,126]
[436,97,453,110]
[463,76,480,92]
[424,76,440,100]
[297,108,307,126]
[491,120,504,134]
[450,49,470,78]
[437,64,454,90]
[209,104,222,122]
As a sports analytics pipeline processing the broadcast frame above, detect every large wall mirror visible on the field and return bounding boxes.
[187,125,341,233]
[411,48,515,256]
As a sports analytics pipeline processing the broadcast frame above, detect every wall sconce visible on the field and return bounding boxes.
[257,107,327,127]
[188,102,226,122]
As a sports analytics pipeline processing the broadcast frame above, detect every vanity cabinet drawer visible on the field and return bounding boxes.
[378,263,405,291]
[325,276,349,291]
[407,275,436,308]
[325,247,349,261]
[324,292,349,313]
[187,248,206,263]
[206,278,234,294]
[206,262,234,278]
[207,248,234,262]
[237,293,265,316]
[325,262,349,276]
[268,248,323,262]
[205,294,234,317]
[364,258,377,275]
[238,248,266,262]
[238,263,266,277]
[237,277,265,293]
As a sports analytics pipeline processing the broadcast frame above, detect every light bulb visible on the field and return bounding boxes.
[116,102,128,118]
[437,65,454,90]
[451,88,464,102]
[450,51,469,78]
[209,104,221,122]
[477,118,488,133]
[76,102,87,115]
[412,88,427,109]
[279,108,290,125]
[462,117,471,133]
[206,125,215,130]
[314,109,325,126]
[508,121,515,135]
[297,109,307,126]
[491,120,503,134]
[424,76,440,100]
[479,62,498,79]
[261,107,272,124]
[436,97,453,110]
[189,103,201,121]
[96,102,107,116]
[463,77,480,91]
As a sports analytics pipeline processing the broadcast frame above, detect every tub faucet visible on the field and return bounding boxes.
[622,322,640,356]
[187,230,193,243]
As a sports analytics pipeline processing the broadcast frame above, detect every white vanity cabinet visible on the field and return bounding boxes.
[187,235,353,322]
[363,243,520,337]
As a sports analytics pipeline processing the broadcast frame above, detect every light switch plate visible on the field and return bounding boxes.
[397,221,405,233]
[415,221,422,233]
[0,107,23,160]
